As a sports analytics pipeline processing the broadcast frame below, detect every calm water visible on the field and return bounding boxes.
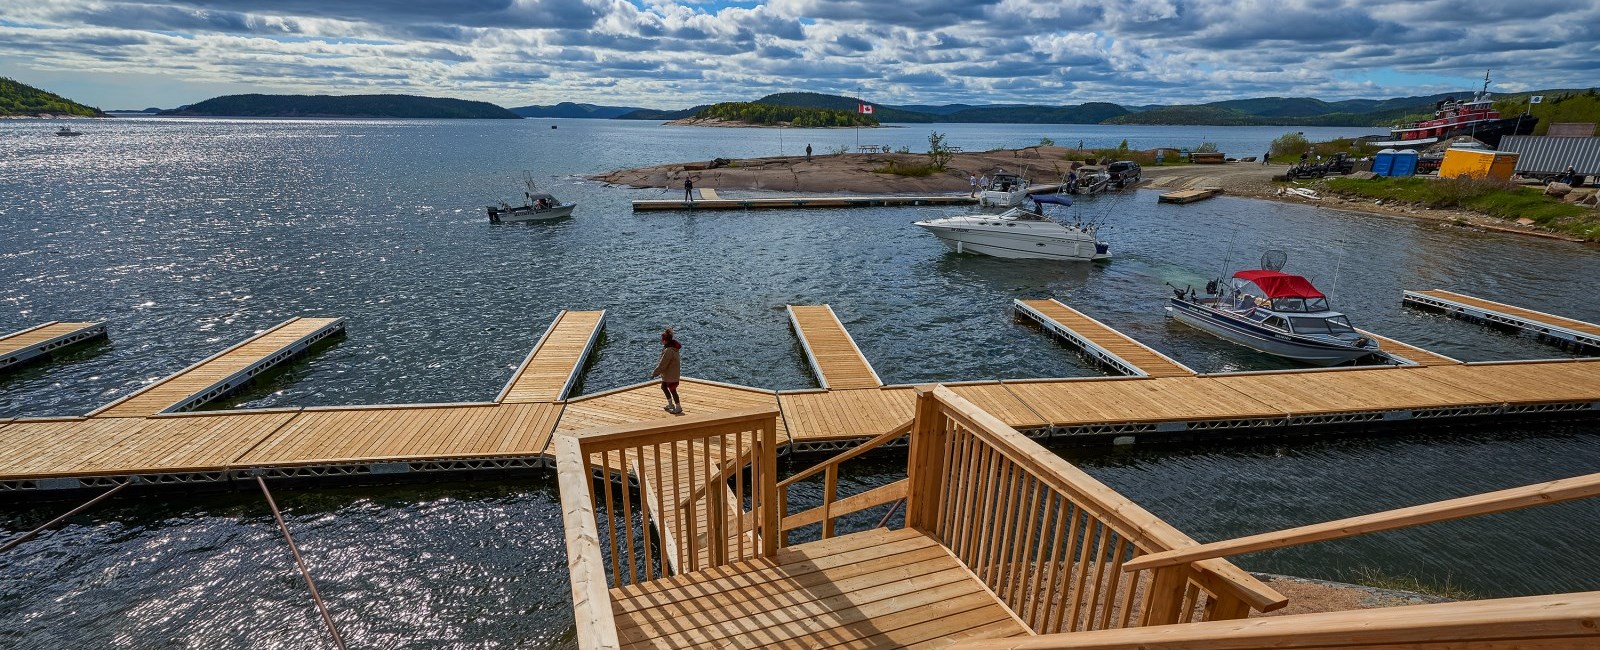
[1,117,1597,647]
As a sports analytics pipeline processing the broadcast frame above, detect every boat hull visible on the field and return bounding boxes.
[1166,299,1374,366]
[916,223,1109,261]
[488,204,575,223]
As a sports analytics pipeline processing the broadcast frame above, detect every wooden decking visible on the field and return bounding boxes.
[557,377,790,444]
[0,321,107,372]
[788,305,883,390]
[498,310,606,403]
[1157,188,1221,204]
[1013,299,1196,378]
[90,317,345,418]
[1358,329,1461,366]
[633,195,978,212]
[1404,289,1600,352]
[610,527,1029,649]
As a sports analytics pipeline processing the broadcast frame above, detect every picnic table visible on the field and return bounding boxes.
[856,145,889,154]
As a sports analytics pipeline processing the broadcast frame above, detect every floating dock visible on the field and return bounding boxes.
[497,310,606,403]
[787,305,883,390]
[1404,289,1600,353]
[1157,188,1222,204]
[1359,329,1462,366]
[1013,298,1196,378]
[89,317,345,418]
[632,194,977,212]
[0,321,107,372]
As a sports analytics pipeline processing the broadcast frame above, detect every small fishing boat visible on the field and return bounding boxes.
[914,194,1110,261]
[487,172,575,223]
[55,125,82,137]
[1166,252,1378,365]
[978,171,1029,207]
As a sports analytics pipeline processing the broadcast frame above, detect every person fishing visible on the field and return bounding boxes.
[651,328,683,414]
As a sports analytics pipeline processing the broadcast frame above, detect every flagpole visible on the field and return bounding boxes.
[855,86,862,150]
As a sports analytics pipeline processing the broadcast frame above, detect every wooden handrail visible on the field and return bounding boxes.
[573,406,778,450]
[943,590,1600,649]
[552,434,620,650]
[776,419,912,490]
[782,478,909,531]
[920,385,1287,614]
[679,445,756,508]
[1123,471,1600,573]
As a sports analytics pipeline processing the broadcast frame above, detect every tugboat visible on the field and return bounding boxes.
[486,172,575,223]
[1372,70,1533,149]
[1166,251,1379,366]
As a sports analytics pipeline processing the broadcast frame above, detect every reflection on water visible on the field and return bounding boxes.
[1,117,1596,645]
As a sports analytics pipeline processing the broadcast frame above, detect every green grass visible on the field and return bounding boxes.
[1345,567,1478,601]
[871,160,937,177]
[1324,176,1598,240]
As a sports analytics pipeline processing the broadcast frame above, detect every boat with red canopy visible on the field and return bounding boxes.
[1167,252,1379,366]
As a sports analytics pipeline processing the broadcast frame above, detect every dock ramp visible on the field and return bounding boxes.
[1013,298,1195,378]
[497,310,606,403]
[787,305,883,390]
[0,321,107,372]
[1404,289,1600,353]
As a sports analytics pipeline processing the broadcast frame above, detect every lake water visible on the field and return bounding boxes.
[1,117,1597,648]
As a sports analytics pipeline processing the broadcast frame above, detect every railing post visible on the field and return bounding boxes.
[1203,591,1252,622]
[758,414,780,557]
[1142,566,1192,627]
[905,386,950,532]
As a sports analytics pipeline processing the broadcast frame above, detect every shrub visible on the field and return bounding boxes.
[1039,136,1055,147]
[1270,132,1310,160]
[872,160,937,177]
[927,131,954,170]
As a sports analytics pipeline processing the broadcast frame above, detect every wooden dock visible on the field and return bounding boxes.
[633,194,977,212]
[1404,289,1600,353]
[89,317,345,418]
[0,321,107,372]
[1358,329,1462,366]
[1013,299,1196,378]
[498,310,606,403]
[1157,188,1222,204]
[787,305,883,390]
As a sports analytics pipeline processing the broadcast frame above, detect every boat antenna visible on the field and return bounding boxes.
[1329,248,1346,302]
[1218,230,1238,282]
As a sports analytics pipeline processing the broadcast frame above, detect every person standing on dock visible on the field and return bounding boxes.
[684,176,695,202]
[652,328,683,414]
[805,144,812,161]
[968,173,979,197]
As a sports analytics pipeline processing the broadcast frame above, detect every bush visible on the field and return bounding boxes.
[873,160,937,177]
[1269,133,1310,160]
[828,144,850,155]
[927,131,954,170]
[1039,136,1055,147]
[1324,176,1598,239]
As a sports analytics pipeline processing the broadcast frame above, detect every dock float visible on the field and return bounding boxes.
[1158,187,1222,204]
[1404,289,1600,354]
[89,317,345,418]
[1013,298,1196,378]
[497,310,605,403]
[632,194,977,211]
[786,305,883,390]
[1359,329,1462,366]
[0,321,107,372]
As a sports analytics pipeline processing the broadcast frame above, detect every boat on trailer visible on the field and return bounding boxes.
[1166,252,1378,366]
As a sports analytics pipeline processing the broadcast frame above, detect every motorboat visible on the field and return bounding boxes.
[1166,252,1379,366]
[979,171,1029,207]
[55,125,82,137]
[487,172,575,223]
[1066,169,1112,195]
[914,194,1110,261]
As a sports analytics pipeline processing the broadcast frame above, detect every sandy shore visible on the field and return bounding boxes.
[595,148,1592,243]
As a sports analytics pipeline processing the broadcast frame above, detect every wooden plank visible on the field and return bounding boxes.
[1014,299,1194,379]
[1357,329,1462,366]
[1414,289,1600,337]
[1157,188,1221,204]
[554,435,623,650]
[499,310,606,403]
[788,305,883,390]
[1123,471,1600,572]
[0,321,108,372]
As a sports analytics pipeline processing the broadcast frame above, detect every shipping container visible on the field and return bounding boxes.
[1439,148,1519,181]
[1497,135,1600,178]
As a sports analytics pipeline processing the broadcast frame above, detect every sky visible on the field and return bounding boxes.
[1,0,1596,110]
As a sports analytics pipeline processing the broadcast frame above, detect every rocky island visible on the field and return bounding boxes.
[162,93,521,119]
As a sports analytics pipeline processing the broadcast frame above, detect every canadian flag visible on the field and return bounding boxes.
[859,103,874,115]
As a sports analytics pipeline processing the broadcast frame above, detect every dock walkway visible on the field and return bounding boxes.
[787,305,883,390]
[0,321,107,372]
[633,194,977,212]
[1358,329,1461,366]
[1157,188,1221,204]
[1404,289,1600,353]
[497,310,606,403]
[89,317,344,418]
[1013,299,1195,378]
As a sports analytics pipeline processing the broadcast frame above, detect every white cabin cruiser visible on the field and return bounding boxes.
[1166,254,1378,365]
[914,194,1110,261]
[979,171,1029,207]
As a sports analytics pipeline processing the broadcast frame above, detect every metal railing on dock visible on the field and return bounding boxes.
[1404,289,1600,353]
[0,321,107,372]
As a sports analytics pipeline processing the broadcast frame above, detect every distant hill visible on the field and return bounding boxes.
[163,94,521,119]
[615,106,706,120]
[0,77,105,117]
[511,102,644,119]
[688,102,877,127]
[942,102,1128,124]
[756,92,931,122]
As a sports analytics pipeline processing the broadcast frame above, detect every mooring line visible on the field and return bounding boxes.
[877,498,904,529]
[0,482,129,554]
[257,476,348,650]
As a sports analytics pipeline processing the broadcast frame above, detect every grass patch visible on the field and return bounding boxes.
[1346,567,1478,601]
[1324,176,1598,240]
[872,160,937,177]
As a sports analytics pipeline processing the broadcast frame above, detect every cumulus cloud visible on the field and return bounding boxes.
[0,0,1595,109]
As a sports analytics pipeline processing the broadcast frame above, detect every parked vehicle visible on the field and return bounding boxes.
[1498,135,1599,187]
[1106,161,1142,187]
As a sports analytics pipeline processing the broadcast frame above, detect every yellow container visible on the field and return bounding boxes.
[1439,148,1520,181]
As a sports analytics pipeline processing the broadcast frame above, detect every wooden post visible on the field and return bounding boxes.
[823,464,839,539]
[1203,591,1252,622]
[906,386,950,532]
[1142,566,1192,627]
[758,415,780,557]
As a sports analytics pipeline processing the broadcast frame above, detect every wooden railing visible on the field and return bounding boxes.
[901,386,1285,633]
[776,420,911,544]
[553,407,780,650]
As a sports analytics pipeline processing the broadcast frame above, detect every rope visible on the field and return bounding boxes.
[257,476,348,650]
[0,482,127,554]
[876,498,904,529]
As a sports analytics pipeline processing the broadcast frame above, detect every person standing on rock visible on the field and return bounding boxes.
[651,328,683,414]
[969,173,979,197]
[684,176,695,202]
[805,144,812,161]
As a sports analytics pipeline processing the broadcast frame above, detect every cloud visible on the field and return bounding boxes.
[0,0,1594,110]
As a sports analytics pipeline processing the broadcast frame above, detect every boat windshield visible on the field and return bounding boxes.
[1271,297,1329,312]
[1287,315,1355,335]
